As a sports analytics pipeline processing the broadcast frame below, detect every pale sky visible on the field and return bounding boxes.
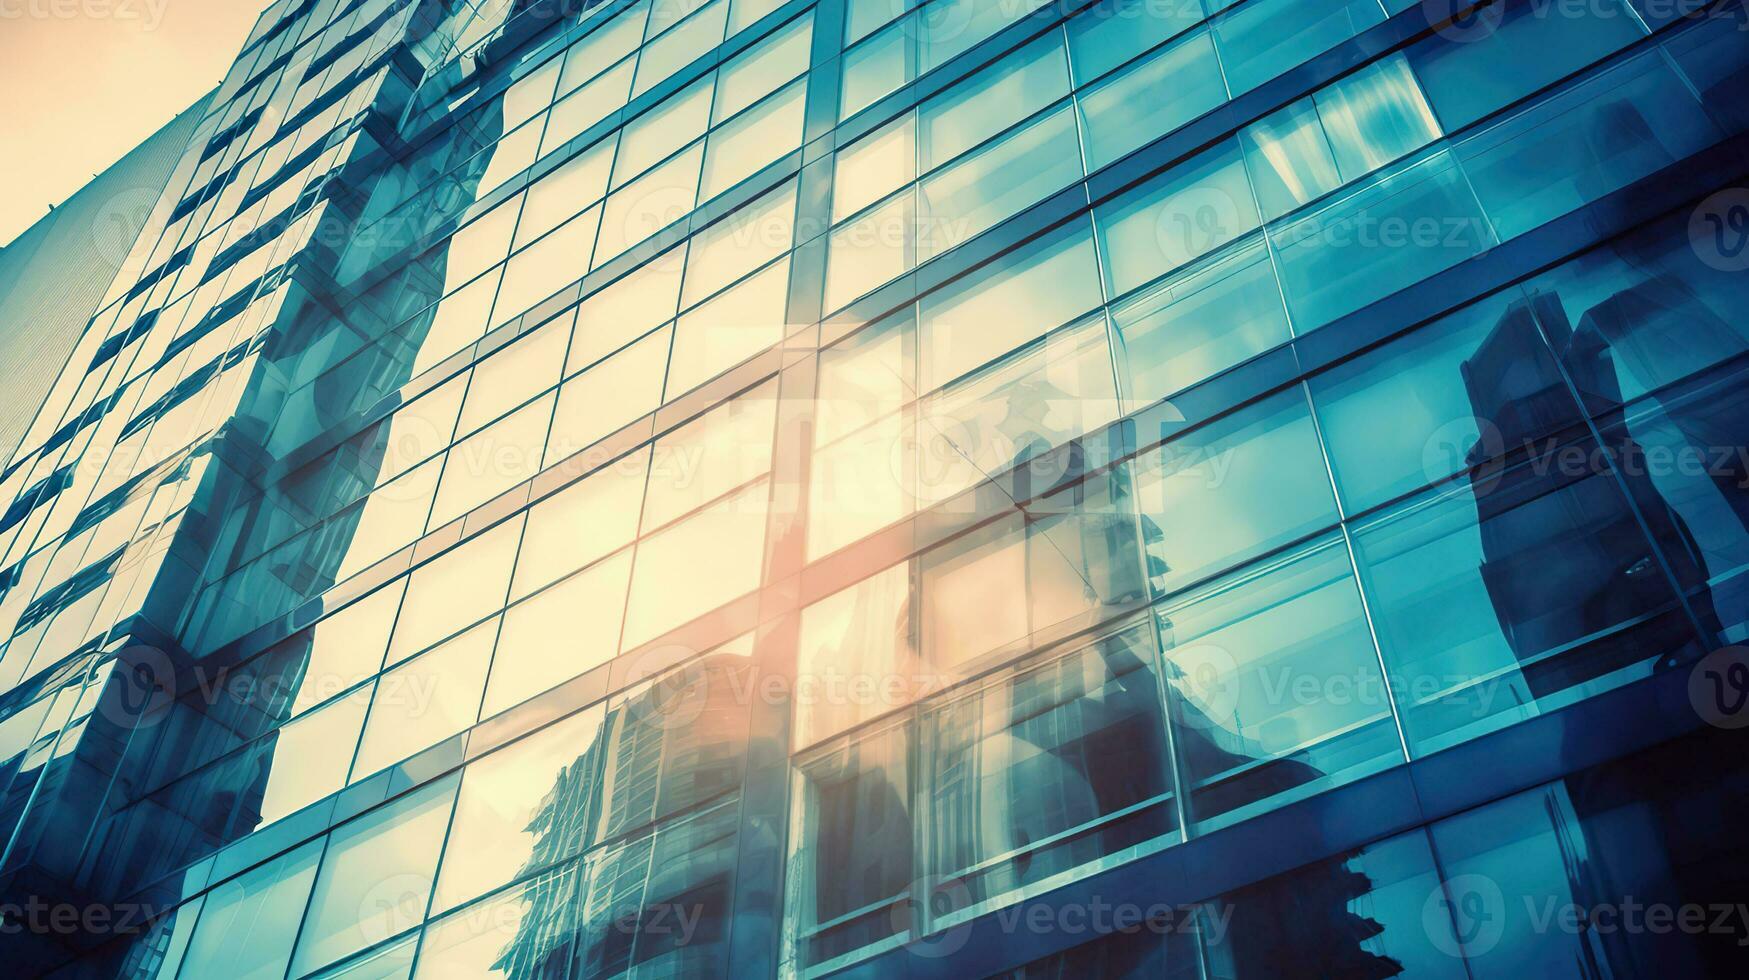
[0,0,271,247]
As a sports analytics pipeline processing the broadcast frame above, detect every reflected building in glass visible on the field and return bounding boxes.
[3,0,1749,977]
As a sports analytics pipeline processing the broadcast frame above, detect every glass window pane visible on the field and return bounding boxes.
[258,686,371,825]
[1111,235,1288,406]
[513,447,650,600]
[622,480,769,648]
[815,312,915,447]
[920,0,1049,71]
[833,114,915,223]
[919,511,1104,672]
[517,139,616,247]
[504,57,562,130]
[1315,53,1441,183]
[699,77,806,201]
[1211,0,1386,96]
[594,142,704,265]
[352,617,495,778]
[1352,458,1701,756]
[916,105,1083,259]
[668,255,790,394]
[491,206,600,326]
[560,6,648,93]
[594,648,754,840]
[923,625,1176,923]
[1270,150,1495,329]
[486,550,634,716]
[456,316,571,436]
[429,392,553,527]
[336,458,441,582]
[917,219,1101,391]
[730,0,787,34]
[796,562,913,746]
[840,19,908,119]
[615,75,716,187]
[914,315,1118,506]
[681,180,797,306]
[919,34,1069,171]
[1095,139,1261,297]
[714,12,811,122]
[445,197,520,288]
[651,0,718,38]
[543,61,637,157]
[792,724,911,969]
[308,934,416,979]
[481,116,544,198]
[1068,0,1206,85]
[1309,291,1578,513]
[375,375,466,482]
[385,515,523,663]
[546,327,672,465]
[1134,389,1340,595]
[641,382,777,529]
[1408,0,1645,132]
[824,190,912,313]
[807,409,914,559]
[577,801,740,978]
[1198,830,1465,979]
[1078,28,1225,172]
[417,866,583,980]
[289,776,460,976]
[413,269,500,375]
[178,840,322,980]
[1453,51,1718,242]
[847,0,912,45]
[1157,538,1399,829]
[634,0,729,97]
[432,706,608,912]
[287,581,405,715]
[569,247,686,375]
[1240,97,1342,220]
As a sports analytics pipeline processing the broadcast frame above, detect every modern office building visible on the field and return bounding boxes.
[0,97,211,463]
[1,0,1748,975]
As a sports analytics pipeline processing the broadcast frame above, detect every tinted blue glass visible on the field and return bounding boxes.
[1352,453,1702,756]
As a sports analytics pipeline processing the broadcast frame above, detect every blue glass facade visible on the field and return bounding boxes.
[2,0,1749,976]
